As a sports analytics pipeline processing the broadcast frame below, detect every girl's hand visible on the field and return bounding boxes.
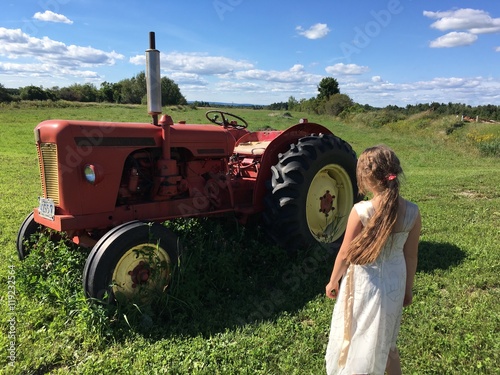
[325,280,339,299]
[403,290,413,307]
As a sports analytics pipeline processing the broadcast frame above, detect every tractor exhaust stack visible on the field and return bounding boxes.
[146,31,162,125]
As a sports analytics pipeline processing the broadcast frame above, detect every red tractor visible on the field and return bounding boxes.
[17,33,359,303]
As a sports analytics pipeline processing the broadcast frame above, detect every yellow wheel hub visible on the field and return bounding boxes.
[112,243,171,300]
[306,164,353,243]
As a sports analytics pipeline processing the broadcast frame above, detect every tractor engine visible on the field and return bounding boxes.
[118,149,159,204]
[117,146,231,212]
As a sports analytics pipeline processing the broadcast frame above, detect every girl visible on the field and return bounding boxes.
[325,145,421,375]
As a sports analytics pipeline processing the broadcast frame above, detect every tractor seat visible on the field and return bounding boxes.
[233,140,271,156]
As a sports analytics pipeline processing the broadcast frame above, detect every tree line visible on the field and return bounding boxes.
[0,71,186,106]
[268,77,500,121]
[268,77,353,115]
[2,74,499,121]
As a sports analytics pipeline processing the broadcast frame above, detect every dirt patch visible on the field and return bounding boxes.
[456,190,489,199]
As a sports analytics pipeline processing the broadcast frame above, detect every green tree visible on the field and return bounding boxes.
[112,83,122,103]
[161,76,186,106]
[135,71,147,100]
[58,83,98,102]
[44,87,60,101]
[118,72,146,104]
[322,93,354,116]
[99,82,115,102]
[299,97,321,114]
[0,83,12,102]
[267,102,288,110]
[78,83,98,102]
[287,96,299,111]
[317,77,340,100]
[118,78,139,104]
[59,86,79,101]
[20,85,48,101]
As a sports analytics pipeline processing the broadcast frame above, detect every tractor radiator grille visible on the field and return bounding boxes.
[38,143,60,204]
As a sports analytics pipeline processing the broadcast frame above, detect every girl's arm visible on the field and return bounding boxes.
[402,209,421,307]
[325,207,363,299]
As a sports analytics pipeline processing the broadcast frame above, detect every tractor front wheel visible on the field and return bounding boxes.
[16,212,41,260]
[264,134,359,250]
[83,221,180,303]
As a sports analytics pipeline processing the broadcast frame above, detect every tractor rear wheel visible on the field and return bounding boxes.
[83,221,180,303]
[264,134,359,250]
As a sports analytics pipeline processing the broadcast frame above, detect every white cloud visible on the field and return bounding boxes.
[325,63,369,75]
[165,52,253,74]
[215,81,262,92]
[131,53,321,102]
[130,52,253,75]
[424,8,500,49]
[423,8,500,34]
[33,11,73,24]
[429,31,478,48]
[0,28,123,66]
[129,55,144,65]
[169,61,322,103]
[290,64,305,73]
[0,27,27,44]
[296,23,330,39]
[339,74,500,107]
[495,46,500,52]
[168,72,207,86]
[235,65,321,84]
[0,61,99,79]
[130,52,312,103]
[371,76,382,83]
[0,28,64,57]
[63,45,123,66]
[0,27,123,82]
[414,77,481,90]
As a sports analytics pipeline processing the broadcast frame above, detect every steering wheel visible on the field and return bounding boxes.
[205,110,248,129]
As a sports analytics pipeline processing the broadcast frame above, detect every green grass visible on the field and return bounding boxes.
[0,103,499,374]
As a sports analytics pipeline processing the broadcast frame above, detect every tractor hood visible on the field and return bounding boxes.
[35,119,237,159]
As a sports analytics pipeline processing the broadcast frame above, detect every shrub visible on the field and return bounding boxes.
[349,109,406,128]
[477,139,500,157]
[17,231,88,303]
[446,122,465,135]
[467,131,500,157]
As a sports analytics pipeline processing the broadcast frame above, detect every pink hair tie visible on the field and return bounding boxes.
[386,174,397,181]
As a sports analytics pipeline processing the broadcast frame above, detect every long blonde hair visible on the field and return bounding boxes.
[346,145,403,265]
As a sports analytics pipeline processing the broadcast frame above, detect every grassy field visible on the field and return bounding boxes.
[0,102,499,374]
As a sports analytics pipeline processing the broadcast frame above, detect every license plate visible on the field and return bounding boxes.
[39,197,55,221]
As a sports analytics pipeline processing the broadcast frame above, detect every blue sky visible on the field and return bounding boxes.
[1,0,499,107]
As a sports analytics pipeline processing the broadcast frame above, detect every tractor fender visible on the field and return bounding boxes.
[253,122,334,211]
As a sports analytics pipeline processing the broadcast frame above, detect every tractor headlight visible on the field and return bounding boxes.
[84,164,102,185]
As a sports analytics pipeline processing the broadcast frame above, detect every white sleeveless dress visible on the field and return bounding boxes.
[325,200,419,375]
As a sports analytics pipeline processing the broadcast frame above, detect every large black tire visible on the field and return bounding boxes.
[16,212,40,260]
[264,134,359,250]
[83,221,181,303]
